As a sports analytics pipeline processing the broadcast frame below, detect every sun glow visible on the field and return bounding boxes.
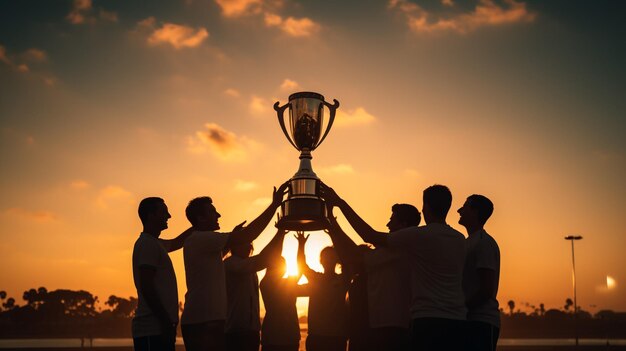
[607,276,617,289]
[281,231,333,277]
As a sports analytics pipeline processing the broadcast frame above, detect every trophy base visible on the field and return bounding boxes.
[276,197,329,231]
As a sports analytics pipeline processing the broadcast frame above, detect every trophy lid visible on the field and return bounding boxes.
[289,91,324,101]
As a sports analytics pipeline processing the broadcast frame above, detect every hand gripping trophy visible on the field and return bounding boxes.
[274,92,340,231]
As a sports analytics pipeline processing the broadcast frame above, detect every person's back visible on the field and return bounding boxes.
[307,271,349,338]
[260,257,302,351]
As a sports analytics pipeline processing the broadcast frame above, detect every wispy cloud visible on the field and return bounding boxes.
[96,186,133,209]
[186,123,260,161]
[66,0,118,25]
[335,107,376,128]
[3,208,59,222]
[389,0,535,35]
[224,88,241,98]
[215,0,263,17]
[280,79,299,91]
[249,95,272,116]
[234,179,258,192]
[22,48,47,63]
[144,20,210,49]
[0,44,56,85]
[70,180,91,190]
[317,164,355,175]
[264,13,321,37]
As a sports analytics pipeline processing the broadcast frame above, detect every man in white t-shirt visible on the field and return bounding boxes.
[132,197,192,351]
[180,183,288,351]
[322,183,467,350]
[325,204,419,351]
[458,194,500,351]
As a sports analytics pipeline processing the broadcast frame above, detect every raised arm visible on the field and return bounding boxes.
[295,231,316,278]
[320,183,388,247]
[159,227,193,252]
[225,182,288,249]
[326,210,362,267]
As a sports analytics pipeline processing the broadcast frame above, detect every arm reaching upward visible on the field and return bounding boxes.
[225,182,288,250]
[326,210,362,268]
[159,227,193,252]
[295,231,316,278]
[320,183,388,247]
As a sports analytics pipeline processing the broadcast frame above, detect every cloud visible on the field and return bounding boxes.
[224,88,241,98]
[66,0,118,25]
[389,0,535,35]
[215,0,263,17]
[96,186,133,209]
[147,22,209,49]
[335,107,376,127]
[70,180,91,190]
[17,64,29,73]
[22,49,47,63]
[280,79,299,91]
[0,45,10,65]
[249,95,271,115]
[264,13,321,37]
[317,164,355,175]
[3,208,58,222]
[186,123,260,161]
[234,179,258,192]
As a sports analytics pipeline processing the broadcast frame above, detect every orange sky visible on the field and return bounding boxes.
[0,0,625,315]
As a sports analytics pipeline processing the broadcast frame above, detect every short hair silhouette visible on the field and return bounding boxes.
[138,197,165,224]
[392,203,421,227]
[185,196,213,226]
[423,185,452,219]
[467,194,494,226]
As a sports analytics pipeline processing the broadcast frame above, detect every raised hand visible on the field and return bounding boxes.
[272,181,290,207]
[320,182,341,207]
[294,231,310,245]
[232,220,247,232]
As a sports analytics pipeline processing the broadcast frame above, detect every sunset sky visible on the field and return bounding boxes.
[1,0,624,316]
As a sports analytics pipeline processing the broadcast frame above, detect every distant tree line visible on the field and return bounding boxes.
[500,298,626,339]
[0,288,137,338]
[1,289,626,339]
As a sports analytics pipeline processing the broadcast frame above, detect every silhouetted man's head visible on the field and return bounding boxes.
[422,185,452,223]
[387,203,421,232]
[138,197,171,233]
[186,196,220,231]
[320,246,338,273]
[458,194,494,229]
[231,243,254,258]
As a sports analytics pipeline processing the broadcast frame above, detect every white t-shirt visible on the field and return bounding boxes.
[387,223,467,321]
[463,229,501,327]
[363,247,411,329]
[132,233,179,337]
[224,255,267,332]
[181,230,229,325]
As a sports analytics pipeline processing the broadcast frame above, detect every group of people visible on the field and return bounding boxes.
[131,182,500,351]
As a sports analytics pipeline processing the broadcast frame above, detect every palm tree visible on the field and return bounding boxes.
[507,300,515,316]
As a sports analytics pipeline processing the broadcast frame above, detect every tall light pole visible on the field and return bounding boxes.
[565,235,583,346]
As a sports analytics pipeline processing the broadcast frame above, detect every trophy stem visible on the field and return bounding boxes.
[294,149,318,179]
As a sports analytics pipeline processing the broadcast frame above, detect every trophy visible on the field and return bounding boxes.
[274,92,340,231]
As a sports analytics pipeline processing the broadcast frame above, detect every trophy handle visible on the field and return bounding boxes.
[274,101,298,150]
[317,99,340,147]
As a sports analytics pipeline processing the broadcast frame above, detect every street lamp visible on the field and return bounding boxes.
[565,235,583,346]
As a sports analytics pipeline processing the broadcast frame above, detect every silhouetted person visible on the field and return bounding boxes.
[181,184,288,351]
[225,229,288,351]
[132,197,192,351]
[260,250,307,351]
[459,195,500,351]
[325,205,417,351]
[322,184,467,351]
[297,232,350,351]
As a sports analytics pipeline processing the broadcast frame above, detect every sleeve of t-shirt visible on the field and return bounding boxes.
[225,255,266,274]
[135,238,161,269]
[387,227,417,250]
[475,237,500,271]
[196,231,229,252]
